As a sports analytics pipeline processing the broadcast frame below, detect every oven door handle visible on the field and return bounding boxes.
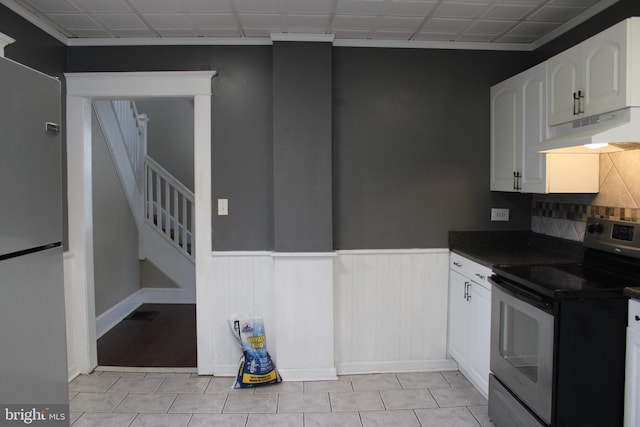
[489,275,554,313]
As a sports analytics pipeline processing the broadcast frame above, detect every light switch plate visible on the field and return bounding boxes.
[218,199,228,216]
[491,208,509,221]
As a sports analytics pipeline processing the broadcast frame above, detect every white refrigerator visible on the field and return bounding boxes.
[0,56,69,425]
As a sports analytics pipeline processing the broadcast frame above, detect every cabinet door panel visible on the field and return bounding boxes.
[583,20,627,117]
[520,63,547,193]
[469,282,491,398]
[448,270,470,368]
[548,48,579,126]
[490,85,518,192]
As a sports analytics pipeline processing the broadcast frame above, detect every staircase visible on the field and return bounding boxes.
[93,100,195,300]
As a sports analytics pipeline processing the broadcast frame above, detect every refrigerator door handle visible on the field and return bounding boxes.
[46,121,61,133]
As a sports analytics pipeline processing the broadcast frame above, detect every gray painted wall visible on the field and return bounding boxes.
[6,0,638,252]
[92,111,140,316]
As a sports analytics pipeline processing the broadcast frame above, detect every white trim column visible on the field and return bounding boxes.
[66,95,97,373]
[272,252,337,381]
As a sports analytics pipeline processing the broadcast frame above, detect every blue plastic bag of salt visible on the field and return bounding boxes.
[230,316,281,389]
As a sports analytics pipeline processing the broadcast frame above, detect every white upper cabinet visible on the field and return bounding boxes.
[548,18,639,126]
[491,63,548,192]
[491,61,599,193]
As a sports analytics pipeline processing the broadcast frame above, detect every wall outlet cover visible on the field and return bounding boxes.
[491,208,509,221]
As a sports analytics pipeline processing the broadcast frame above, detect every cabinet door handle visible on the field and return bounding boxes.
[475,273,485,280]
[453,261,462,267]
[578,90,584,114]
[466,283,472,302]
[635,315,640,322]
[573,91,579,115]
[463,282,469,300]
[513,171,521,190]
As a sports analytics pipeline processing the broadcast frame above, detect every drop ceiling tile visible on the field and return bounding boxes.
[333,14,378,29]
[421,17,472,33]
[434,2,489,19]
[93,13,148,29]
[382,1,438,16]
[528,5,583,22]
[508,20,559,36]
[238,13,282,28]
[376,16,423,31]
[68,0,133,13]
[142,13,194,29]
[23,0,80,13]
[482,4,536,20]
[336,0,386,15]
[457,33,497,42]
[191,13,238,28]
[234,0,282,13]
[466,19,516,35]
[283,14,331,30]
[128,0,182,13]
[47,13,102,29]
[283,0,334,14]
[182,0,234,12]
[495,33,537,43]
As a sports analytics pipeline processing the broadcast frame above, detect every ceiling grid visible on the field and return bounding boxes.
[0,0,620,49]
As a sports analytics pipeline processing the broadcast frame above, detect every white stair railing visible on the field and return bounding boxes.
[111,100,147,190]
[145,156,195,262]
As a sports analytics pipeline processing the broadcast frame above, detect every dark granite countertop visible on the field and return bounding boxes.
[624,287,640,300]
[449,230,584,269]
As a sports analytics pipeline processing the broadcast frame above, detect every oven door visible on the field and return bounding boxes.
[490,279,555,425]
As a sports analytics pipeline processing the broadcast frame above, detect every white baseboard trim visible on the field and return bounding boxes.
[68,366,80,383]
[279,368,338,382]
[95,290,144,339]
[336,359,458,375]
[95,287,195,339]
[141,287,196,304]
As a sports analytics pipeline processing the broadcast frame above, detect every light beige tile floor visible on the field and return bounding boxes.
[69,370,494,427]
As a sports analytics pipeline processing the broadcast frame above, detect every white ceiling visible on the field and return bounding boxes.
[1,0,620,49]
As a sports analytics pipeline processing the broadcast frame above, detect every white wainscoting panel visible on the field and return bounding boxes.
[209,252,275,376]
[273,253,337,381]
[334,249,456,374]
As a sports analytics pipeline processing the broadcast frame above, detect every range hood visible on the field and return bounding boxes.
[539,107,640,153]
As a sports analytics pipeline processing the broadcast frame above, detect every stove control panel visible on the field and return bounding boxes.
[584,217,640,258]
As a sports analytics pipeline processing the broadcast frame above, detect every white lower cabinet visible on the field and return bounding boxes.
[625,299,640,427]
[448,253,492,398]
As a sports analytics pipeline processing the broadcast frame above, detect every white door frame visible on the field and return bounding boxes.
[65,71,216,374]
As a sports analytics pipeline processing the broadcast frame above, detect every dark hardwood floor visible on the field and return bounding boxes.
[97,303,197,367]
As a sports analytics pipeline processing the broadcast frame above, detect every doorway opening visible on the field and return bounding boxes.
[64,71,216,376]
[91,97,197,368]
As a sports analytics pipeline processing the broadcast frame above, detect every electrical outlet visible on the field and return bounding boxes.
[491,208,509,222]
[218,199,229,216]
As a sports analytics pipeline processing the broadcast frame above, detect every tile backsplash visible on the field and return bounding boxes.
[532,150,640,241]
